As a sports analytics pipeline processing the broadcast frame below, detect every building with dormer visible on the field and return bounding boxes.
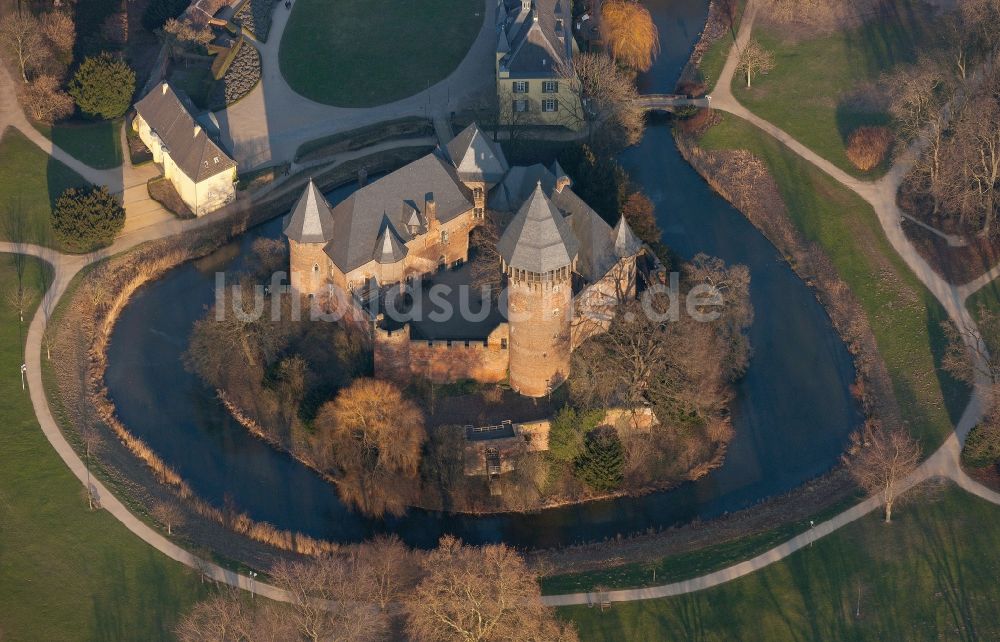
[133,82,237,216]
[495,0,581,128]
[283,123,650,397]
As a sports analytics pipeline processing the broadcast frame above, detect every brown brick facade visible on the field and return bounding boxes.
[507,276,573,397]
[374,323,510,384]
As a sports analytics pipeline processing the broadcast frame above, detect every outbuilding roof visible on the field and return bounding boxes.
[134,82,236,182]
[445,123,510,185]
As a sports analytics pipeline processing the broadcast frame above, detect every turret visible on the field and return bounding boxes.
[283,179,335,296]
[497,182,579,397]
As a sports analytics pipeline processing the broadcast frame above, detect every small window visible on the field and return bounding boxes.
[542,80,558,93]
[313,263,319,272]
[542,99,558,113]
[513,99,529,113]
[512,80,528,93]
[500,338,508,349]
[441,230,449,244]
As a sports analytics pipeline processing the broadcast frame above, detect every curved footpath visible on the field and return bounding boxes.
[2,0,1000,611]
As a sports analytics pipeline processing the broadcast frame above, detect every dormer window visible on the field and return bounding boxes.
[555,18,564,31]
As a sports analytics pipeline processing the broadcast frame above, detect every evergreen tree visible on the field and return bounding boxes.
[549,406,605,463]
[52,186,125,252]
[573,426,625,491]
[68,52,135,119]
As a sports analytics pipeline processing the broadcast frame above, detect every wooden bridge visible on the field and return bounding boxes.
[637,94,712,112]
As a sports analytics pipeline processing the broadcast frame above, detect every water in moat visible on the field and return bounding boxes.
[105,0,862,548]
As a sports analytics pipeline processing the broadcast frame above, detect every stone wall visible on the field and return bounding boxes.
[507,278,573,397]
[571,255,637,349]
[374,323,510,384]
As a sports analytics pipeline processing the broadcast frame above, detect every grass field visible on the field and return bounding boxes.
[733,0,939,178]
[278,0,483,107]
[32,119,124,170]
[0,127,92,249]
[699,115,967,449]
[559,486,1000,641]
[0,254,204,641]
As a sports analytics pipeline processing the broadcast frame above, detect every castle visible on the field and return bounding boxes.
[283,123,650,397]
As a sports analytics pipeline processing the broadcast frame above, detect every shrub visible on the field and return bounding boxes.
[19,75,75,124]
[549,406,604,463]
[574,426,625,491]
[68,52,135,119]
[52,186,126,252]
[846,126,893,172]
[143,0,191,31]
[962,421,1000,468]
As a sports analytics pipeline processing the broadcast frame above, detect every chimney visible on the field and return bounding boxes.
[425,195,437,224]
[194,124,202,138]
[161,82,168,95]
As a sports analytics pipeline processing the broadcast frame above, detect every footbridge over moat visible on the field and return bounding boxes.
[638,94,712,112]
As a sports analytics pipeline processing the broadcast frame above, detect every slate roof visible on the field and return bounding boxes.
[283,179,336,243]
[445,123,510,185]
[374,215,408,264]
[497,182,579,274]
[613,216,643,258]
[492,163,618,279]
[322,150,472,273]
[134,82,236,182]
[498,0,573,77]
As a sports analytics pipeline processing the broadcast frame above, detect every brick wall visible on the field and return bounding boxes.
[374,323,509,384]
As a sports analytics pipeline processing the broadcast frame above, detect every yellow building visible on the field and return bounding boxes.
[133,83,237,216]
[495,0,582,128]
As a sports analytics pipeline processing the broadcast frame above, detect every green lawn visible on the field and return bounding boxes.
[697,0,746,90]
[0,254,205,641]
[559,486,1000,641]
[278,0,483,107]
[699,115,967,449]
[0,127,93,249]
[32,119,124,170]
[734,0,939,178]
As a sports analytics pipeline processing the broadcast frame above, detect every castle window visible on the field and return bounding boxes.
[512,80,528,93]
[542,99,558,113]
[313,263,319,272]
[474,206,484,218]
[500,338,508,349]
[542,80,558,93]
[440,230,449,244]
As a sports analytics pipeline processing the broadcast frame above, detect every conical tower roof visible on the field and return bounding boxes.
[613,216,643,257]
[373,214,408,264]
[283,179,335,243]
[497,182,579,274]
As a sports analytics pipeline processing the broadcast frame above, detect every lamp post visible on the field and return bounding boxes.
[249,570,258,599]
[20,363,26,391]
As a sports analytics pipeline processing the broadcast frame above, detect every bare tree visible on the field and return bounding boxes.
[404,536,578,642]
[3,282,35,324]
[175,589,252,642]
[18,74,74,123]
[0,12,47,82]
[313,378,427,517]
[164,16,213,57]
[271,558,388,642]
[557,52,643,150]
[942,304,1000,385]
[737,38,775,88]
[469,210,505,299]
[150,500,185,535]
[39,11,74,63]
[845,421,921,523]
[354,534,422,610]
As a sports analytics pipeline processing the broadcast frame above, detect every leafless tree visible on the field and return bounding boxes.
[175,589,254,642]
[404,536,578,642]
[18,74,74,123]
[844,420,921,523]
[469,210,505,299]
[164,16,213,56]
[557,52,643,150]
[942,304,1000,385]
[737,38,775,88]
[39,11,74,63]
[0,11,47,82]
[150,500,185,535]
[354,534,422,610]
[3,282,34,324]
[271,558,388,642]
[938,89,1000,236]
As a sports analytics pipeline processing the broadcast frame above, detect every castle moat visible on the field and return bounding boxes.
[104,0,862,548]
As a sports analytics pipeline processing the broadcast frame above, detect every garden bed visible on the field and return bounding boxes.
[208,39,261,109]
[233,0,277,42]
[147,177,195,218]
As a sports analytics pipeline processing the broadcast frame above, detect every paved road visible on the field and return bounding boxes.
[3,0,1000,611]
[543,0,1000,607]
[0,63,175,234]
[216,0,497,169]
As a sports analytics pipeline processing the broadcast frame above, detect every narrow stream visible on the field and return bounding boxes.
[104,0,862,549]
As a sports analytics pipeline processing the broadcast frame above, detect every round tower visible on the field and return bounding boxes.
[283,179,336,297]
[497,182,579,397]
